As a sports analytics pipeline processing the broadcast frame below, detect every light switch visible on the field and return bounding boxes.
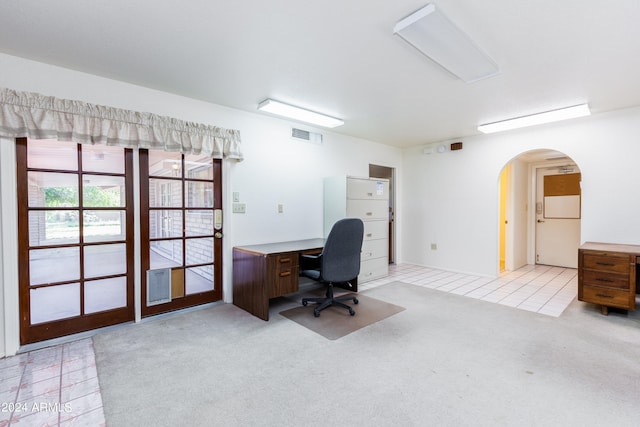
[278,204,283,213]
[232,203,246,214]
[232,192,240,202]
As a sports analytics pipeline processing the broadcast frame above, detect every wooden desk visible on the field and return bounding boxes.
[233,239,340,320]
[578,242,640,315]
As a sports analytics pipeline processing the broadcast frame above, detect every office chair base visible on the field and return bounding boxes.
[302,284,358,317]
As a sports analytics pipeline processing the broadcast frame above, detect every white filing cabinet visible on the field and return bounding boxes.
[324,176,389,282]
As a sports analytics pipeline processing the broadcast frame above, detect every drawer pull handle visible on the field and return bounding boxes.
[367,192,373,197]
[595,293,614,299]
[279,258,291,264]
[596,278,614,283]
[366,233,373,237]
[279,271,291,277]
[596,262,615,266]
[365,212,373,216]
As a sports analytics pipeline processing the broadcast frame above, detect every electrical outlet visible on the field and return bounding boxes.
[431,243,437,250]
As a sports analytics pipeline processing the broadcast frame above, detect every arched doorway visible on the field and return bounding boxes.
[499,149,582,272]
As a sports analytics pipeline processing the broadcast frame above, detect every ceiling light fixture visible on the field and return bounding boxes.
[393,3,499,83]
[257,99,344,128]
[477,104,591,134]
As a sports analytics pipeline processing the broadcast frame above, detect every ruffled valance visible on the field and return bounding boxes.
[0,87,243,160]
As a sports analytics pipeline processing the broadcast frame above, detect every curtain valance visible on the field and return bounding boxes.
[0,87,243,160]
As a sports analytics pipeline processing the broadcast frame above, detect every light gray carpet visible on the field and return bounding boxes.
[279,293,405,340]
[93,282,640,427]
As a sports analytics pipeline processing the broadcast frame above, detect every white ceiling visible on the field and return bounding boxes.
[1,0,639,148]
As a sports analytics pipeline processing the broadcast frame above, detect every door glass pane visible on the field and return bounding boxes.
[83,175,126,207]
[85,277,127,313]
[29,210,79,246]
[149,151,181,177]
[28,172,78,207]
[30,247,80,285]
[185,154,213,180]
[149,210,183,239]
[186,237,213,266]
[30,283,80,324]
[27,139,78,171]
[186,181,213,208]
[82,145,125,174]
[185,211,213,236]
[186,266,214,294]
[150,240,182,269]
[84,244,127,278]
[83,210,126,243]
[149,179,182,208]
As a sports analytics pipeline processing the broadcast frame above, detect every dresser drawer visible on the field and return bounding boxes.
[580,285,632,309]
[583,253,630,274]
[582,270,629,290]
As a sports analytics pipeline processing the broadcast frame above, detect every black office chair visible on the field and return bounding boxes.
[301,218,364,317]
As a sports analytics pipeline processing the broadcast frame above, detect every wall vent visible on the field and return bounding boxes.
[147,268,172,306]
[291,128,323,145]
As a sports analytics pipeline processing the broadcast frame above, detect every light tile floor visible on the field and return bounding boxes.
[360,263,577,317]
[0,263,576,426]
[0,338,105,427]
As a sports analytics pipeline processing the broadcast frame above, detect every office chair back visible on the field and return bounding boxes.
[320,218,364,283]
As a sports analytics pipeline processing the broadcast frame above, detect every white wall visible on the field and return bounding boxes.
[401,106,640,276]
[0,53,403,356]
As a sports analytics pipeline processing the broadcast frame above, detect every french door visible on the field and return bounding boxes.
[17,138,134,344]
[140,149,222,316]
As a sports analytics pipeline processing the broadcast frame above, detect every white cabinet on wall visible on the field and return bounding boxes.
[324,176,389,282]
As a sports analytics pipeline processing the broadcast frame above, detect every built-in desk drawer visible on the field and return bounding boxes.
[268,253,298,298]
[583,253,630,274]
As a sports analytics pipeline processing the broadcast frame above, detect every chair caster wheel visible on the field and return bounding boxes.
[353,298,359,305]
[302,300,308,306]
[314,309,320,317]
[349,309,355,316]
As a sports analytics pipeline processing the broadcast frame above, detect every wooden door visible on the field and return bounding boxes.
[140,150,223,316]
[17,138,134,344]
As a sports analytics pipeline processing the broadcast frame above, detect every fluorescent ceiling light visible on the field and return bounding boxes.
[257,99,344,128]
[477,104,591,134]
[393,3,499,83]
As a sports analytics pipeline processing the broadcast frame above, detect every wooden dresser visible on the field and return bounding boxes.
[578,242,640,315]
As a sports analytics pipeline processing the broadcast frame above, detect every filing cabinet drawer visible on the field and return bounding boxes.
[359,257,389,283]
[363,220,388,241]
[346,199,388,220]
[361,238,388,261]
[347,177,388,200]
[583,253,630,274]
[582,270,629,290]
[580,285,632,309]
